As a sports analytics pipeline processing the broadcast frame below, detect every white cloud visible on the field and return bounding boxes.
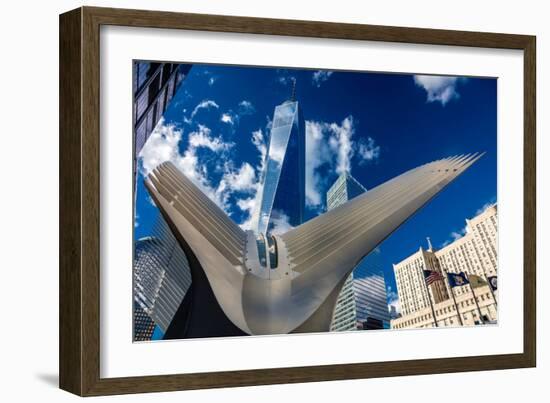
[441,226,467,248]
[184,99,219,124]
[220,113,234,125]
[139,112,379,235]
[188,124,232,152]
[251,129,267,190]
[265,115,273,132]
[192,99,219,117]
[236,196,256,215]
[386,286,401,315]
[357,137,381,164]
[237,197,254,211]
[236,196,258,231]
[139,118,182,175]
[305,121,334,207]
[237,204,256,231]
[208,77,216,86]
[238,100,255,115]
[269,210,294,235]
[140,120,236,212]
[139,124,266,232]
[312,70,333,87]
[235,129,268,231]
[221,163,256,192]
[475,197,497,215]
[413,75,465,105]
[451,228,466,241]
[278,75,296,86]
[305,116,380,208]
[174,132,231,210]
[251,129,267,167]
[219,101,255,128]
[330,116,355,175]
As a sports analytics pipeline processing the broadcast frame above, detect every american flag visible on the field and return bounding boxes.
[423,269,443,286]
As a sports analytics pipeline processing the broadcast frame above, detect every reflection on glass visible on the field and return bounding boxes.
[255,95,305,237]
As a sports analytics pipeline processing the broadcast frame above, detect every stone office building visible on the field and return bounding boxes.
[391,204,498,329]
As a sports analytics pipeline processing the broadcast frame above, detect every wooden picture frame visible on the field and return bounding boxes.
[59,6,536,396]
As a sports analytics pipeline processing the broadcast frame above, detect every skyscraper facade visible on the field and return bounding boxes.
[133,62,192,156]
[133,216,192,338]
[255,83,305,237]
[434,204,497,300]
[326,171,366,211]
[132,62,193,339]
[328,172,391,331]
[133,302,156,341]
[391,204,498,328]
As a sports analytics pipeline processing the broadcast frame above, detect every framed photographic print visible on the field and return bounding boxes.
[59,6,536,396]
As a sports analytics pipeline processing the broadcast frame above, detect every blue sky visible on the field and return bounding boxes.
[134,63,497,314]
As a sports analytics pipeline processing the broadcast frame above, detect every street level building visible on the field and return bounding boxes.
[391,284,497,328]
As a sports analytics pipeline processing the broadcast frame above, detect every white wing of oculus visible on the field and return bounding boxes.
[145,153,483,335]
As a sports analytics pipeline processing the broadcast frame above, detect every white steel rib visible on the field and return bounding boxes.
[145,153,483,335]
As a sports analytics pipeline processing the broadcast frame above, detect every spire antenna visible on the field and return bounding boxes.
[290,78,296,102]
[426,237,434,252]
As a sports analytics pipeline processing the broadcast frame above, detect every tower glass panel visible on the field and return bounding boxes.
[256,98,305,236]
[327,172,391,330]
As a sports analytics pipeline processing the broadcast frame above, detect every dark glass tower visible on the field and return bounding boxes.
[132,62,192,206]
[133,62,192,156]
[255,81,306,236]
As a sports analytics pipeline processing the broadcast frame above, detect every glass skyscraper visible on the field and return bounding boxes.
[133,302,156,341]
[255,82,305,237]
[133,62,192,156]
[132,62,192,207]
[327,172,391,331]
[133,216,192,340]
[132,63,193,340]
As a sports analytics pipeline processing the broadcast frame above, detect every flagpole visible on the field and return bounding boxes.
[442,268,463,326]
[422,271,439,328]
[477,250,498,308]
[484,272,498,308]
[466,273,485,325]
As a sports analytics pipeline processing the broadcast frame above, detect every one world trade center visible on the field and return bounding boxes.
[255,80,306,237]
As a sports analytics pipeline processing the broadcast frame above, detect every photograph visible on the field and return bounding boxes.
[132,61,498,341]
[1,0,542,399]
